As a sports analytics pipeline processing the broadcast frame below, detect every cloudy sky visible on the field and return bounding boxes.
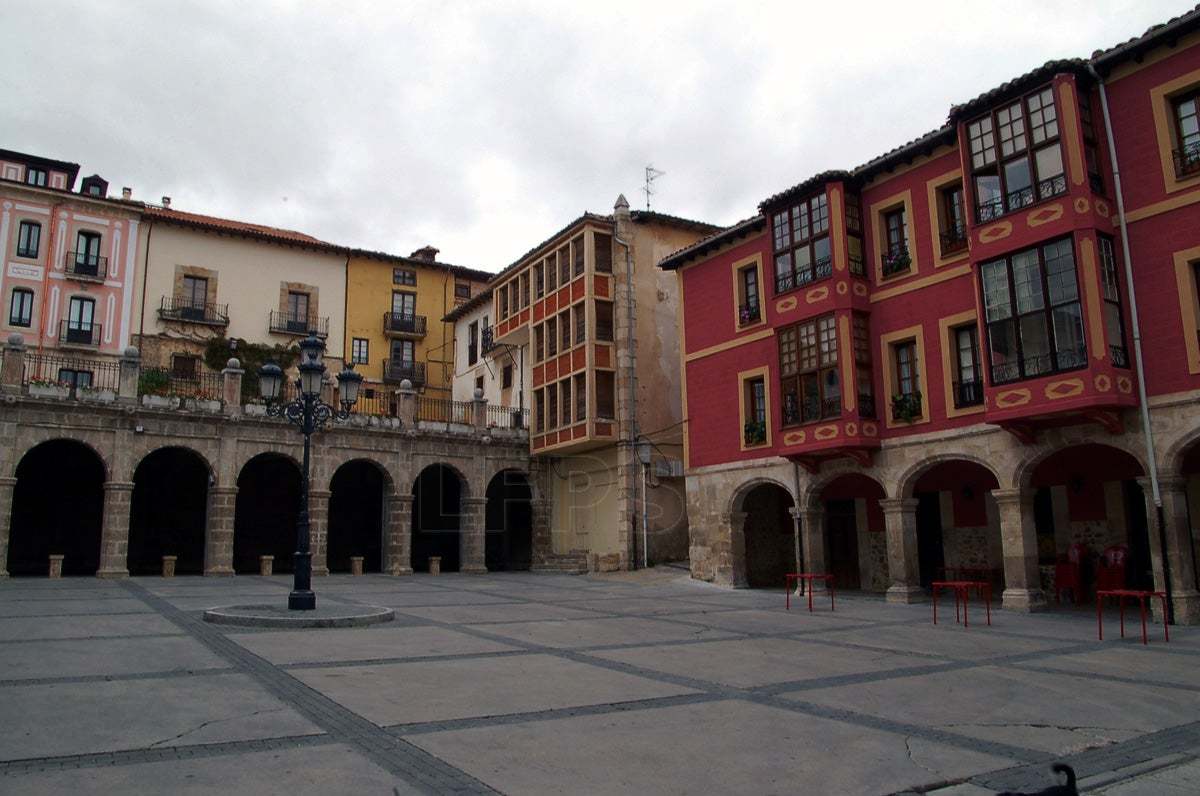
[0,1,1188,271]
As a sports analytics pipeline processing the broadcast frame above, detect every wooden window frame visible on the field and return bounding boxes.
[1172,88,1200,178]
[738,366,771,450]
[778,314,840,427]
[351,337,369,365]
[8,287,33,327]
[16,221,40,259]
[25,167,46,187]
[393,268,417,286]
[770,192,831,295]
[1097,235,1129,368]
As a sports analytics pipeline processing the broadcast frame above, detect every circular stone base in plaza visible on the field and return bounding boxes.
[203,603,395,628]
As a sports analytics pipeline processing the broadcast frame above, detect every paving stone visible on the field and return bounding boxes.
[467,615,739,649]
[230,624,519,665]
[0,635,226,682]
[0,613,183,642]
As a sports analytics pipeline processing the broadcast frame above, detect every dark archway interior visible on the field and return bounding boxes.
[129,448,209,575]
[913,460,1001,589]
[485,469,532,571]
[328,461,385,573]
[820,474,886,591]
[234,454,302,574]
[741,483,794,588]
[9,440,105,576]
[412,464,462,572]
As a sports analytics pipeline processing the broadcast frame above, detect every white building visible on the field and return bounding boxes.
[445,287,529,422]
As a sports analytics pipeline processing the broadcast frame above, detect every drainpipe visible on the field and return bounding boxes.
[613,196,639,567]
[642,453,650,569]
[1089,64,1173,622]
[137,219,154,348]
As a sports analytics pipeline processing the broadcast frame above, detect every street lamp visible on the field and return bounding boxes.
[259,334,363,610]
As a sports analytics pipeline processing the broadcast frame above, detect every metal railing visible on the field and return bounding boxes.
[382,359,425,385]
[954,379,984,408]
[138,367,223,400]
[481,326,495,354]
[1037,174,1068,201]
[940,225,968,256]
[857,393,876,419]
[23,352,120,395]
[416,396,473,425]
[890,392,922,422]
[881,245,911,277]
[743,420,767,446]
[59,320,102,346]
[1110,345,1129,368]
[383,312,427,337]
[1173,141,1200,178]
[776,257,833,294]
[487,404,529,430]
[268,310,329,337]
[739,302,760,326]
[159,296,229,325]
[976,198,1005,223]
[848,253,866,277]
[350,389,397,419]
[64,251,107,280]
[990,347,1086,384]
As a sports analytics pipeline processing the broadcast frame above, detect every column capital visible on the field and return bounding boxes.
[462,497,488,507]
[102,481,135,492]
[387,493,415,506]
[210,485,238,495]
[0,477,16,488]
[990,487,1030,507]
[878,497,917,514]
[1141,475,1187,495]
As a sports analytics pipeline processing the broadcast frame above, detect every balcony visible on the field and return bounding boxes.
[64,251,107,282]
[954,379,984,409]
[383,312,427,338]
[975,175,1069,224]
[881,246,911,277]
[159,296,229,326]
[1173,141,1200,179]
[383,359,426,387]
[59,320,101,347]
[269,310,328,337]
[743,420,767,447]
[939,224,968,256]
[990,348,1086,385]
[890,391,922,423]
[738,302,761,327]
[776,256,833,294]
[481,326,496,354]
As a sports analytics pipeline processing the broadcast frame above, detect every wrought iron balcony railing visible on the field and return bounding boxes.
[383,312,427,337]
[954,379,984,408]
[1110,345,1129,368]
[939,224,968,256]
[65,251,107,281]
[159,296,229,325]
[775,256,833,294]
[881,245,911,277]
[1173,141,1200,178]
[59,320,101,346]
[269,310,328,337]
[481,326,495,354]
[857,393,876,419]
[382,359,426,386]
[738,302,760,326]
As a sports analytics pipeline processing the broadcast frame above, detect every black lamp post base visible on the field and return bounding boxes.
[288,590,317,611]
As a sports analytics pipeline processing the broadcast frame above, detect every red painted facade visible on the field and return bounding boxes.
[665,23,1200,473]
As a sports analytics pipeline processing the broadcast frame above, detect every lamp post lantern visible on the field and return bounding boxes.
[259,334,362,610]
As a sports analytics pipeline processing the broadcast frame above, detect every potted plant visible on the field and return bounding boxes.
[743,420,767,446]
[882,247,911,276]
[28,378,70,400]
[79,385,117,403]
[891,391,922,423]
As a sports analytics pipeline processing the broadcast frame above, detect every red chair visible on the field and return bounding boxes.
[1055,543,1089,604]
[1096,544,1129,592]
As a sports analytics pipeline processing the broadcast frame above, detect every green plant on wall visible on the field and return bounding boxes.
[138,369,171,397]
[203,338,299,400]
[891,391,922,423]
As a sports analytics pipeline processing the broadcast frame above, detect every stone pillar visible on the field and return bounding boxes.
[117,348,140,405]
[397,381,416,427]
[1,334,24,395]
[222,357,243,415]
[0,476,14,577]
[384,494,414,575]
[460,496,487,574]
[1143,477,1200,624]
[530,498,552,567]
[613,194,638,572]
[993,488,1047,612]
[473,388,487,434]
[880,498,923,603]
[309,489,330,576]
[797,506,827,575]
[97,481,133,578]
[204,486,237,576]
[717,510,749,588]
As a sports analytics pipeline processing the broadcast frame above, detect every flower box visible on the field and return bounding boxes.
[79,388,117,404]
[142,394,180,410]
[28,383,70,400]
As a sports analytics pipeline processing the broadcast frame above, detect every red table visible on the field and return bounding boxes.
[785,573,835,612]
[1096,589,1169,645]
[932,580,991,627]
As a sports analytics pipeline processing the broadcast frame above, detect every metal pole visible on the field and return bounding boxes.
[642,459,649,569]
[289,393,316,610]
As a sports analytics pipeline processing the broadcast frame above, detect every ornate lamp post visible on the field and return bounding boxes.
[258,334,363,610]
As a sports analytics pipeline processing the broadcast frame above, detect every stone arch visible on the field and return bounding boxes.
[485,468,533,571]
[411,462,469,573]
[1162,426,1200,477]
[327,458,392,573]
[132,443,216,482]
[8,434,111,482]
[484,462,541,502]
[896,452,1003,499]
[1013,439,1148,492]
[730,477,795,516]
[9,439,107,576]
[802,469,886,509]
[325,455,395,495]
[809,473,889,592]
[233,452,304,574]
[129,446,211,575]
[733,479,796,589]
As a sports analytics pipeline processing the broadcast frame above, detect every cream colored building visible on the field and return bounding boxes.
[446,286,530,422]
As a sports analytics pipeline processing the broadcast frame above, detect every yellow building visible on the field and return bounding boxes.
[344,246,492,404]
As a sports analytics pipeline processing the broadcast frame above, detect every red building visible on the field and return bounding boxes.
[660,7,1200,623]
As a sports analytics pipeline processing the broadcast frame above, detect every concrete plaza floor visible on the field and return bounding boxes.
[0,570,1197,795]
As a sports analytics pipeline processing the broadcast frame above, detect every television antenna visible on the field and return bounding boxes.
[643,165,665,210]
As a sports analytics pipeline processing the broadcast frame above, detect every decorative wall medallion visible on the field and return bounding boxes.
[1117,376,1133,394]
[1093,374,1112,392]
[1044,378,1085,399]
[995,388,1032,408]
[806,286,829,303]
[852,282,868,297]
[844,422,858,436]
[783,430,806,446]
[1027,203,1064,227]
[1073,197,1090,214]
[776,296,798,313]
[862,422,878,437]
[979,221,1013,243]
[836,281,848,295]
[814,424,839,441]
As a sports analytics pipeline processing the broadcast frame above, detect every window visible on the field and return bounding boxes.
[65,296,96,344]
[535,324,545,361]
[980,237,1085,384]
[535,262,545,297]
[738,264,760,326]
[475,375,485,394]
[171,355,200,380]
[743,376,767,446]
[25,168,47,187]
[574,372,586,419]
[391,339,415,363]
[772,192,831,293]
[968,86,1066,222]
[545,255,557,293]
[853,314,875,418]
[534,389,545,432]
[468,321,479,366]
[559,246,570,285]
[1098,236,1128,367]
[179,275,208,320]
[594,233,612,273]
[779,314,840,426]
[58,368,92,391]
[892,341,922,421]
[391,291,415,319]
[561,378,572,425]
[502,364,513,389]
[288,291,309,321]
[953,325,983,407]
[456,281,471,299]
[351,338,369,364]
[560,310,571,351]
[1079,90,1104,193]
[74,231,103,276]
[573,236,585,277]
[519,272,529,308]
[547,316,558,357]
[393,268,416,286]
[16,221,40,258]
[574,305,585,344]
[882,207,909,276]
[1173,91,1200,177]
[9,288,33,327]
[846,194,865,277]
[595,300,614,342]
[548,381,559,429]
[596,371,615,419]
[939,185,968,256]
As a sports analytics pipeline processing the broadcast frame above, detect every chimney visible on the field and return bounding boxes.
[121,187,132,200]
[410,246,438,262]
[162,196,171,208]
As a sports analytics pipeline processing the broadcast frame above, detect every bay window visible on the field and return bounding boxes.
[1098,235,1129,367]
[772,193,831,294]
[779,314,839,425]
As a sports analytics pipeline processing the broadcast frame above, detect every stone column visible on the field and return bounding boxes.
[309,489,330,576]
[993,488,1047,612]
[716,510,749,588]
[880,497,923,602]
[530,498,553,567]
[473,389,488,434]
[117,348,140,405]
[221,357,243,415]
[0,476,15,577]
[204,486,236,576]
[1,334,24,395]
[384,494,414,575]
[97,481,133,578]
[460,496,488,574]
[397,382,416,427]
[1143,477,1200,624]
[796,506,827,575]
